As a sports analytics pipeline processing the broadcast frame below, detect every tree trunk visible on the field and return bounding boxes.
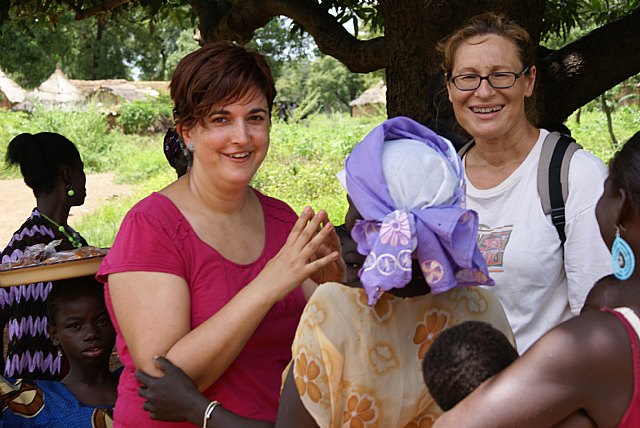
[92,18,105,81]
[600,93,619,147]
[193,0,640,139]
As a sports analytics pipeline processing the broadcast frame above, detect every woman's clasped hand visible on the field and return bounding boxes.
[255,206,342,302]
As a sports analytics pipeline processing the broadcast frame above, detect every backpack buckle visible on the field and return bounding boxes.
[550,207,565,226]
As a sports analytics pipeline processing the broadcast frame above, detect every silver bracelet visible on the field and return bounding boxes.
[203,400,221,428]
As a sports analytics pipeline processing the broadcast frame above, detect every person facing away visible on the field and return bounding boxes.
[97,41,343,427]
[134,116,514,427]
[438,12,611,352]
[433,130,640,428]
[422,320,519,412]
[0,275,120,427]
[163,127,191,178]
[0,132,88,380]
[423,321,595,427]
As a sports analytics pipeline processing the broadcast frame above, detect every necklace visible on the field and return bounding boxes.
[39,212,84,249]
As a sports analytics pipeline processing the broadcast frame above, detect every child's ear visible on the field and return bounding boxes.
[48,324,60,347]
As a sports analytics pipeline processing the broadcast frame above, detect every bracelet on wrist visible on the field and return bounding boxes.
[203,400,221,428]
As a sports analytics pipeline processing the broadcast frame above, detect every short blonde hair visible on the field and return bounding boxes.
[438,12,533,76]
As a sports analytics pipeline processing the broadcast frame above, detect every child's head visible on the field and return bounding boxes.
[422,320,518,411]
[46,276,115,367]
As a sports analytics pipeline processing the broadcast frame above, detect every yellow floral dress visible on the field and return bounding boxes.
[290,282,513,428]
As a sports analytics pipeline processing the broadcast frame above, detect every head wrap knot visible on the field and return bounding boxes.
[344,116,493,305]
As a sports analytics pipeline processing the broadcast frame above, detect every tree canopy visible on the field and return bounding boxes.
[2,0,639,137]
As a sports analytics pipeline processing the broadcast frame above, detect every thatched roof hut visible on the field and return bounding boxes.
[71,79,169,105]
[0,68,27,108]
[349,80,387,117]
[29,67,83,105]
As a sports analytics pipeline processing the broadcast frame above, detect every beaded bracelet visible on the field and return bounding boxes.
[203,400,221,428]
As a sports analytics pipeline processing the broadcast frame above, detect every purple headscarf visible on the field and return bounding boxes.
[345,116,493,305]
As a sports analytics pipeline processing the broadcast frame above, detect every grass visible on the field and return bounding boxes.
[2,105,638,248]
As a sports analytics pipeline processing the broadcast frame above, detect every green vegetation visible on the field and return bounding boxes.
[1,106,638,247]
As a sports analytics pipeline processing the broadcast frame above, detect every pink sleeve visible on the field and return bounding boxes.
[97,197,186,283]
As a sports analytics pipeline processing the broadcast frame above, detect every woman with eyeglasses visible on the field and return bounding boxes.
[439,13,611,353]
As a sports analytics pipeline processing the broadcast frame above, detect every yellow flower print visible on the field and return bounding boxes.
[304,303,326,327]
[405,413,436,428]
[369,343,398,374]
[294,353,322,402]
[357,292,394,321]
[449,288,488,313]
[413,309,451,359]
[343,393,378,428]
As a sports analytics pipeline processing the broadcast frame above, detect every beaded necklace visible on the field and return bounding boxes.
[39,212,84,249]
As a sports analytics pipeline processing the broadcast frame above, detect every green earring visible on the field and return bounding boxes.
[66,184,75,197]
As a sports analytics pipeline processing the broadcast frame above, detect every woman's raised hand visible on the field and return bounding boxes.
[256,207,341,302]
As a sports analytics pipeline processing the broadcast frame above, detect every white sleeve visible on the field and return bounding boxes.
[563,150,612,314]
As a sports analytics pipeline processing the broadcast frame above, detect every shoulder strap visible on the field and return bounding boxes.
[537,131,582,244]
[457,139,475,158]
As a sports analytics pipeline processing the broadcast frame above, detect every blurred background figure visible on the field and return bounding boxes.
[163,127,191,178]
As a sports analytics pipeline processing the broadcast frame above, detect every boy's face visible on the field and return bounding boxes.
[337,226,366,287]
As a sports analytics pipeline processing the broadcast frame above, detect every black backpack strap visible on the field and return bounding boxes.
[538,131,582,245]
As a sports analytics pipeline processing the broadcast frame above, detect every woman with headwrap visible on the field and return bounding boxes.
[1,132,88,380]
[135,117,513,427]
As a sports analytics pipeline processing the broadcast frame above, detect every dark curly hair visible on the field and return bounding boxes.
[422,321,518,411]
[5,132,82,196]
[608,131,640,213]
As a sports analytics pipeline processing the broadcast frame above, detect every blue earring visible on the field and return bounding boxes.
[612,227,635,280]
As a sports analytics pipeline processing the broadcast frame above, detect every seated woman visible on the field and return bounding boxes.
[136,116,514,427]
[0,275,120,427]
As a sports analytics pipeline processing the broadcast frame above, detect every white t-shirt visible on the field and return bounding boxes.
[465,129,612,352]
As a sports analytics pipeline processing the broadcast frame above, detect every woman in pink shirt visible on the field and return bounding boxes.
[97,42,343,427]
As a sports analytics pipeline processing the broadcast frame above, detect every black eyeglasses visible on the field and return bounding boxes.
[449,66,531,91]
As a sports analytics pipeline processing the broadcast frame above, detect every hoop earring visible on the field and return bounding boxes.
[66,184,75,197]
[612,226,635,280]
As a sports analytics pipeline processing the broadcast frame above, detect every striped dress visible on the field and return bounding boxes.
[0,208,87,380]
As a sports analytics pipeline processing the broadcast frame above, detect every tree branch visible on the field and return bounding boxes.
[537,7,640,123]
[196,0,386,73]
[73,0,133,20]
[59,0,82,14]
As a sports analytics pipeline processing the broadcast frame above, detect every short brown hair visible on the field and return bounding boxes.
[438,13,533,76]
[170,41,276,130]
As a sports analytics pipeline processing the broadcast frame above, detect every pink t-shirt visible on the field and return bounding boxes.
[97,191,306,427]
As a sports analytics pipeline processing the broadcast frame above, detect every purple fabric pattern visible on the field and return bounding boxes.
[345,116,493,305]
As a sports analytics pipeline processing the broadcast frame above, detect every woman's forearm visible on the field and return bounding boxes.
[164,279,282,390]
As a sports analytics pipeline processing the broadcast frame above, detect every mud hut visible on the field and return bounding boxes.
[0,68,27,108]
[349,81,386,117]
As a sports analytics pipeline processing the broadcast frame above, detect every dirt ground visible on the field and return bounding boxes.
[0,173,134,246]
